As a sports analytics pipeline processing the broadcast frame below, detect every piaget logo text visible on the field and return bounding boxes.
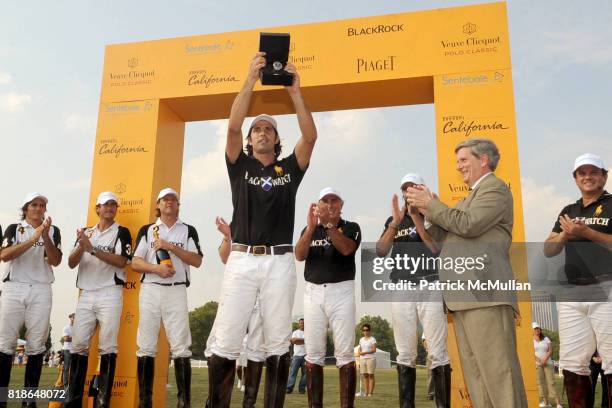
[357,56,396,74]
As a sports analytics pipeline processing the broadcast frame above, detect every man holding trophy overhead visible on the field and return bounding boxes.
[206,32,317,408]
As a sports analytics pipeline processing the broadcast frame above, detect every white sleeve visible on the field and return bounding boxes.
[134,235,148,258]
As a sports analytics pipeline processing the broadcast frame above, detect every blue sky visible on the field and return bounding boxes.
[1,1,611,350]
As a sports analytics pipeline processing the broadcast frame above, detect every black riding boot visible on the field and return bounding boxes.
[205,354,235,408]
[94,353,116,408]
[22,354,44,407]
[263,353,291,408]
[397,364,416,408]
[174,357,191,408]
[242,360,263,408]
[0,352,14,408]
[431,364,451,408]
[137,356,155,408]
[65,354,89,408]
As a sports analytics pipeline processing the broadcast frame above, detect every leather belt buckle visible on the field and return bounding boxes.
[252,245,268,256]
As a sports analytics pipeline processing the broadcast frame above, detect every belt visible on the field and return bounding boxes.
[231,244,293,256]
[151,282,186,287]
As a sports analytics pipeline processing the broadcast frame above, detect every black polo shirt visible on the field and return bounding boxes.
[302,219,361,284]
[552,191,612,283]
[381,214,437,282]
[227,150,306,246]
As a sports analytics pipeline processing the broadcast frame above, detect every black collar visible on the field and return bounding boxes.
[577,190,610,208]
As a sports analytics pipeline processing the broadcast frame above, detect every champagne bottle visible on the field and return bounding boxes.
[153,226,173,267]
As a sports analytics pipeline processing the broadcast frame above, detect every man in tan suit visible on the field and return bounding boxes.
[406,138,527,408]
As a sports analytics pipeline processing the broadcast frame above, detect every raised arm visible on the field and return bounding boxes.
[295,204,317,262]
[376,195,404,257]
[226,53,266,163]
[284,63,317,170]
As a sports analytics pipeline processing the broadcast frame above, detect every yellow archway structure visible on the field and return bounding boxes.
[86,2,537,406]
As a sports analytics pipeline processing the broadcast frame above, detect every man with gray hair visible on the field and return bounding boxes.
[406,138,527,407]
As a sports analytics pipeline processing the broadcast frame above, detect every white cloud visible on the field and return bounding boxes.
[182,119,228,194]
[543,30,612,66]
[0,72,11,85]
[63,113,96,135]
[315,109,384,154]
[520,177,573,242]
[0,92,32,112]
[60,178,90,191]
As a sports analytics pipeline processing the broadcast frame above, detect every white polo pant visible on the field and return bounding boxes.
[559,301,612,375]
[391,289,450,369]
[136,283,191,359]
[71,285,123,355]
[208,251,296,360]
[245,298,265,362]
[0,281,52,356]
[304,280,355,368]
[205,297,265,363]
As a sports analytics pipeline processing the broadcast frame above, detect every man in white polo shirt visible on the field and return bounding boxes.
[132,187,203,408]
[286,319,306,394]
[61,313,74,391]
[0,192,62,408]
[65,191,132,408]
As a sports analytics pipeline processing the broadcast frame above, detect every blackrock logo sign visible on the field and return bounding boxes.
[347,24,404,37]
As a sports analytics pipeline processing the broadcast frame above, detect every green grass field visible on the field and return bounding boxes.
[5,365,604,407]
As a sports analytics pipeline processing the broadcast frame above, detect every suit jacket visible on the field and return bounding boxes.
[426,173,518,313]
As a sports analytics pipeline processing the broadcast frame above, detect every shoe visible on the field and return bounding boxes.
[241,385,245,392]
[237,379,242,389]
